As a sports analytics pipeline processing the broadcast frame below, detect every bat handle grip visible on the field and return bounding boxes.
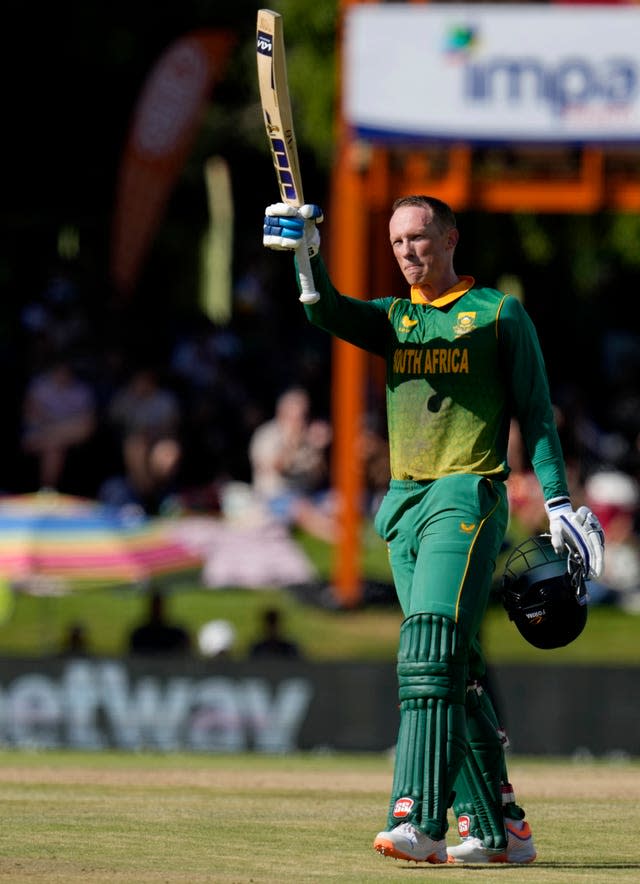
[296,247,320,305]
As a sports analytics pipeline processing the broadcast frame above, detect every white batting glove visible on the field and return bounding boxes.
[263,203,305,250]
[299,204,323,258]
[545,497,605,579]
[262,203,323,256]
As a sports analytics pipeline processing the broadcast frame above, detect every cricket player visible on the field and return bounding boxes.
[262,195,604,864]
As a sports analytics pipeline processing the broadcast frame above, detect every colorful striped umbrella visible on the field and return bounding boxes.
[0,490,203,595]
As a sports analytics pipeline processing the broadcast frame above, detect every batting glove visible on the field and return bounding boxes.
[300,203,323,258]
[545,496,605,579]
[263,203,323,256]
[263,203,305,250]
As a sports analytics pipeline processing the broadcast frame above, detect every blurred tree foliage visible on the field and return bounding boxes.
[2,1,339,293]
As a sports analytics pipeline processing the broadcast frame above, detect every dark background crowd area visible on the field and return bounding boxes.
[0,256,335,514]
[2,248,640,520]
[2,0,640,529]
[0,2,337,513]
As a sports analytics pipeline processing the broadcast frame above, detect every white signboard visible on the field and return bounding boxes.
[345,4,640,144]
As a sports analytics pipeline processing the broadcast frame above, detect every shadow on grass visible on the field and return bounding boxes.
[394,860,640,871]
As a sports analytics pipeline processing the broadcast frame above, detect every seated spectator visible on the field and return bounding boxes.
[102,366,182,514]
[249,607,302,660]
[127,589,191,656]
[248,387,337,542]
[20,357,97,491]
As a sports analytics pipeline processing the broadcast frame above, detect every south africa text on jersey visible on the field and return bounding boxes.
[393,346,469,375]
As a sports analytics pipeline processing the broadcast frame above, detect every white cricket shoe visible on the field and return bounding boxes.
[447,820,537,864]
[373,822,448,863]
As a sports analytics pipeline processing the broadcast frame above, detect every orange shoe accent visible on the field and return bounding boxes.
[509,821,532,837]
[373,837,446,864]
[488,821,537,864]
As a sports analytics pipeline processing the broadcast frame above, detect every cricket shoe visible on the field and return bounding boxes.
[447,820,537,864]
[373,822,448,863]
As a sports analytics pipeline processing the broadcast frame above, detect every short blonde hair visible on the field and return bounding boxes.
[391,195,457,233]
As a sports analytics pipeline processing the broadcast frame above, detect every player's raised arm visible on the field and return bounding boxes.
[256,10,320,304]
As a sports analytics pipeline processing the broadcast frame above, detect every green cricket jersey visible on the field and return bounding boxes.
[303,254,568,501]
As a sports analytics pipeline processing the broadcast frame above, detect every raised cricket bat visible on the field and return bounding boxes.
[256,8,320,305]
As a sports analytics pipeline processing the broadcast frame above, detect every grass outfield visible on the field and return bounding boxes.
[0,751,638,882]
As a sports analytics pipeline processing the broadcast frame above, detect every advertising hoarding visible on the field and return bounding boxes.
[345,4,640,144]
[0,658,636,756]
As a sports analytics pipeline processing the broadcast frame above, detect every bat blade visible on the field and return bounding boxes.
[256,9,319,304]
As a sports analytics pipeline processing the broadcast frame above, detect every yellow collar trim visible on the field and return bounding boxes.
[411,276,475,306]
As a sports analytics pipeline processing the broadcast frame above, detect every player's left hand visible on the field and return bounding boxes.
[545,497,605,579]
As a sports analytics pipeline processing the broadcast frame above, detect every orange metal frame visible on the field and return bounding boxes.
[328,0,640,607]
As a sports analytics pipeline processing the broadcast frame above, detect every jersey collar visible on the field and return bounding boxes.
[410,275,475,307]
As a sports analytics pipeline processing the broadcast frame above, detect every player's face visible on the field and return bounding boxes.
[389,205,458,287]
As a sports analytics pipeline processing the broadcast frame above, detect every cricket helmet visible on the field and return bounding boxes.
[501,534,588,649]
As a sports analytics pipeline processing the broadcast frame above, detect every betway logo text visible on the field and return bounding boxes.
[0,661,313,753]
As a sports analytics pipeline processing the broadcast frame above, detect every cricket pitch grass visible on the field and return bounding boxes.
[0,751,638,883]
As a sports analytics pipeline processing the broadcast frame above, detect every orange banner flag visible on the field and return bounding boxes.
[110,29,235,298]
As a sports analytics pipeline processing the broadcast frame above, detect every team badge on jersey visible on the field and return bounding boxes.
[399,315,419,333]
[453,311,476,337]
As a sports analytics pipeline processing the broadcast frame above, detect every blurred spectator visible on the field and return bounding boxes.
[100,367,182,514]
[170,316,240,394]
[554,381,638,480]
[169,316,252,490]
[59,621,92,658]
[20,357,97,492]
[249,607,302,660]
[505,419,547,536]
[361,411,391,517]
[248,387,337,542]
[128,589,191,656]
[584,470,640,611]
[20,270,93,371]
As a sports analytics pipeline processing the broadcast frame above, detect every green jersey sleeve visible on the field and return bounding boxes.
[498,295,569,501]
[300,254,394,356]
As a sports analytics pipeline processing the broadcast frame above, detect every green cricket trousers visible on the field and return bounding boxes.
[374,473,508,644]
